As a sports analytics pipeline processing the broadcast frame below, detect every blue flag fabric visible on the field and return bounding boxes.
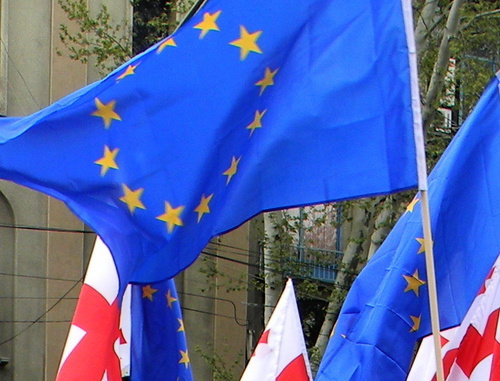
[130,280,193,381]
[315,74,500,380]
[0,0,420,285]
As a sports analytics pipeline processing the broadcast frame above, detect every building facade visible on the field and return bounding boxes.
[0,1,125,379]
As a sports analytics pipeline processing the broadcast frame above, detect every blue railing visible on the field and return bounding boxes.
[288,246,343,283]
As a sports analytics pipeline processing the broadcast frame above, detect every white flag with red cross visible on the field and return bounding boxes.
[240,278,312,381]
[56,238,130,381]
[408,254,500,381]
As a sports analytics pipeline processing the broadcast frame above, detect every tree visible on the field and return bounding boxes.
[57,0,194,75]
[57,0,132,75]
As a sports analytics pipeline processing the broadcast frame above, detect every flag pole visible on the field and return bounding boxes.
[411,51,445,381]
[412,78,445,381]
[420,190,445,381]
[402,0,445,377]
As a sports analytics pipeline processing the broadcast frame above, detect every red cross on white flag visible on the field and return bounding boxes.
[240,278,312,381]
[56,238,126,381]
[408,255,500,381]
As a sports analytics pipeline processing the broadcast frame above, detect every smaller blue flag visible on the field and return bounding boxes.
[315,74,500,381]
[130,279,193,381]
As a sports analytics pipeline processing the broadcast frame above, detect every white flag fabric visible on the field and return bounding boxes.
[408,254,500,380]
[240,278,312,381]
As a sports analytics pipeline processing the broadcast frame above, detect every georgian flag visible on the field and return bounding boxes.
[408,255,500,380]
[56,238,130,381]
[240,278,312,381]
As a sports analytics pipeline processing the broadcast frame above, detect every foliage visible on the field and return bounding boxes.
[194,344,243,381]
[198,253,249,293]
[414,0,499,168]
[452,2,499,114]
[131,0,195,54]
[130,0,173,54]
[57,0,195,75]
[57,0,132,75]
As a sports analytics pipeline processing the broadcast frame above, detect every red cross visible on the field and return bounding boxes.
[276,354,310,381]
[259,329,270,345]
[433,308,500,380]
[478,268,495,295]
[455,309,500,377]
[56,284,122,381]
[252,329,271,357]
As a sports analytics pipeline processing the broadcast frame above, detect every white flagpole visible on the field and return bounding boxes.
[420,191,445,381]
[401,0,445,379]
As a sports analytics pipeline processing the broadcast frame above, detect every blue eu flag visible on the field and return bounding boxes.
[315,75,500,380]
[0,0,420,285]
[131,280,193,380]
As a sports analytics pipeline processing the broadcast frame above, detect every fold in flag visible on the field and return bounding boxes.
[315,73,500,381]
[56,238,193,381]
[0,0,421,285]
[240,278,312,381]
[130,277,193,381]
[408,254,500,380]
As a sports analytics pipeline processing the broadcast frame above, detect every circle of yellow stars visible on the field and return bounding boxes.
[91,9,280,239]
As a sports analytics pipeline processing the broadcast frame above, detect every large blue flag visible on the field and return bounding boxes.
[315,74,500,380]
[0,0,421,286]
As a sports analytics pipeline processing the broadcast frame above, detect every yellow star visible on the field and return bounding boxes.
[91,98,121,128]
[416,237,433,254]
[229,25,262,60]
[166,289,178,308]
[178,318,185,332]
[194,10,221,38]
[179,350,190,368]
[120,184,146,214]
[142,285,158,301]
[157,37,177,53]
[156,202,184,233]
[403,270,426,296]
[195,193,213,222]
[223,156,241,185]
[406,197,420,213]
[247,109,267,136]
[94,146,119,176]
[409,315,421,332]
[116,63,139,81]
[255,67,278,95]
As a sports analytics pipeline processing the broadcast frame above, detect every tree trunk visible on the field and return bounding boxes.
[168,0,179,34]
[311,204,370,373]
[415,0,440,54]
[367,196,402,260]
[422,0,465,130]
[263,211,286,323]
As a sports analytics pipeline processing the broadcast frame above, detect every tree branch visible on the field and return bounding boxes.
[415,0,440,53]
[459,9,500,33]
[422,0,465,131]
[311,205,369,373]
